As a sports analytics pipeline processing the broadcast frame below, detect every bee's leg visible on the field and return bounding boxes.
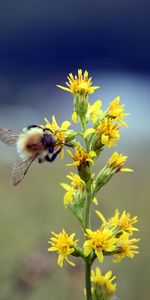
[45,147,62,163]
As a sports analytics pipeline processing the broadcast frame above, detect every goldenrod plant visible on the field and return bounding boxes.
[46,70,139,300]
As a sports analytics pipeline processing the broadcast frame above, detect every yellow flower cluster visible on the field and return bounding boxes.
[87,100,103,123]
[42,115,71,146]
[95,118,120,148]
[107,96,129,127]
[82,97,129,153]
[48,229,78,267]
[72,98,128,153]
[93,209,139,262]
[57,69,99,96]
[48,210,139,270]
[84,228,117,263]
[91,267,117,296]
[67,142,96,167]
[108,209,138,234]
[113,232,140,263]
[41,115,71,158]
[46,70,139,300]
[61,172,85,206]
[83,225,139,263]
[92,151,133,197]
[108,151,133,173]
[57,70,129,152]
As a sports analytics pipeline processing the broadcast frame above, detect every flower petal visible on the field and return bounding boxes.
[60,183,71,191]
[95,210,107,223]
[121,168,133,172]
[83,128,96,139]
[61,121,71,130]
[56,85,71,93]
[72,112,78,123]
[101,134,109,145]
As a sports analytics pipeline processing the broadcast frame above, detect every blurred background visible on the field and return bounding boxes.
[0,1,149,299]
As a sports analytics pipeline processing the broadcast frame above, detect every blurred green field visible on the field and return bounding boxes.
[0,144,149,300]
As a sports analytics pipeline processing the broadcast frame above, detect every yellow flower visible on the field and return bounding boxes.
[61,172,85,206]
[57,69,100,96]
[84,228,117,262]
[67,142,96,167]
[87,100,103,123]
[96,118,120,148]
[91,267,117,295]
[43,115,71,145]
[113,232,140,263]
[67,172,85,189]
[108,151,133,172]
[109,209,138,234]
[108,96,129,127]
[48,229,78,267]
[42,115,71,158]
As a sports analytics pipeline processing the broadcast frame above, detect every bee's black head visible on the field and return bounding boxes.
[42,133,56,153]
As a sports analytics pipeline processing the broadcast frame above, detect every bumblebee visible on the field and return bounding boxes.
[0,125,64,186]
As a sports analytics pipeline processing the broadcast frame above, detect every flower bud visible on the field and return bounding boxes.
[93,167,113,196]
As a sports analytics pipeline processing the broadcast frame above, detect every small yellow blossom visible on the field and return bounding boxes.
[96,118,120,148]
[67,142,96,167]
[83,128,96,139]
[48,229,78,267]
[67,172,85,189]
[108,151,133,172]
[91,267,117,295]
[113,232,140,263]
[57,69,100,96]
[84,228,117,262]
[42,115,71,158]
[72,111,78,123]
[87,100,103,123]
[43,115,71,145]
[107,96,129,127]
[61,172,85,206]
[109,209,138,234]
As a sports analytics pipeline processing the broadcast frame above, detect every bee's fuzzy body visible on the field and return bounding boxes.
[0,125,63,185]
[17,127,44,159]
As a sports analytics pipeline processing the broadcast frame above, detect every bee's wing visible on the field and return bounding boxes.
[0,128,20,145]
[11,155,37,186]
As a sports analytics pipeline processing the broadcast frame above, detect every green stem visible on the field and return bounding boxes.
[85,190,92,300]
[85,193,91,228]
[85,138,90,152]
[85,259,92,300]
[80,116,86,133]
[78,106,92,300]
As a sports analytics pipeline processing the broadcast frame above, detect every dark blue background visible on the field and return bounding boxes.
[0,0,150,88]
